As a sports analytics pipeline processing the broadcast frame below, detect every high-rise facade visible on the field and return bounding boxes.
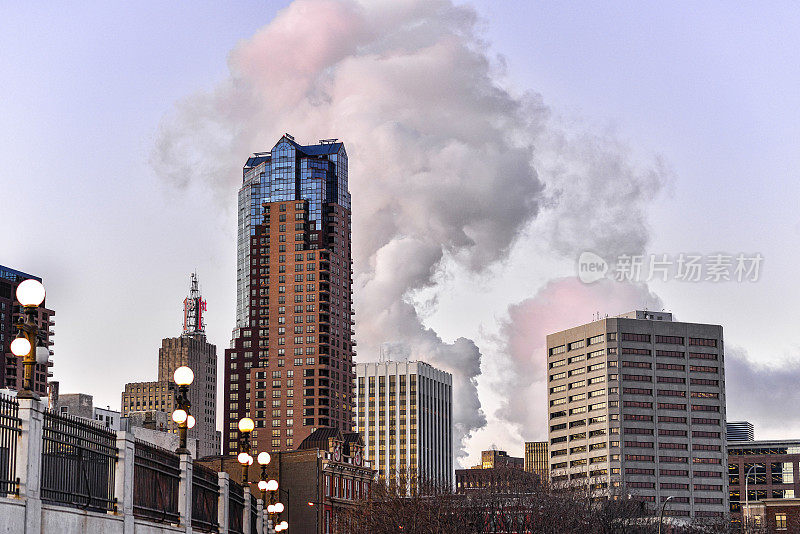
[223,135,355,455]
[524,441,549,481]
[0,265,54,397]
[121,273,220,457]
[354,361,453,489]
[546,310,727,520]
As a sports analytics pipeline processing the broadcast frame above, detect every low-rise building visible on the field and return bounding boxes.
[742,498,800,533]
[55,392,122,430]
[728,440,800,527]
[198,427,375,534]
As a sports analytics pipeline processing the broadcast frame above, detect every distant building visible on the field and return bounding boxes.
[524,441,548,480]
[547,310,728,520]
[121,273,220,457]
[474,449,523,470]
[728,440,800,527]
[0,265,54,397]
[354,360,453,489]
[741,498,800,533]
[55,392,122,430]
[727,421,755,442]
[198,428,374,534]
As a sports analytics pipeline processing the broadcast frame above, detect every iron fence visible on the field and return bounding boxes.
[228,478,245,534]
[0,394,20,496]
[250,492,258,534]
[40,409,118,512]
[133,439,180,524]
[192,462,219,532]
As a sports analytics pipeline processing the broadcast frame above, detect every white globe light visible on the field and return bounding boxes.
[16,279,45,307]
[258,480,268,491]
[238,417,255,433]
[257,451,271,465]
[266,479,278,491]
[172,409,188,424]
[267,504,275,513]
[173,366,194,386]
[237,452,253,466]
[278,521,288,529]
[10,337,31,357]
[187,415,196,429]
[274,502,284,513]
[35,346,50,364]
[275,526,284,532]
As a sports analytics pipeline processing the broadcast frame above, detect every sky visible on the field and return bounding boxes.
[2,1,800,468]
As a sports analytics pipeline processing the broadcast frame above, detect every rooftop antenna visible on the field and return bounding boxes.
[284,133,295,141]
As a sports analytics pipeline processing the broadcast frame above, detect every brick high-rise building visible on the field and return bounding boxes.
[546,310,727,521]
[223,135,355,455]
[121,273,219,457]
[0,265,54,397]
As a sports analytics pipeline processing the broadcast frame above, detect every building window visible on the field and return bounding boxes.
[776,513,787,530]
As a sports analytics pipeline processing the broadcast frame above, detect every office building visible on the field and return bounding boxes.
[727,421,755,442]
[54,392,122,430]
[524,441,549,481]
[121,273,219,457]
[474,449,523,469]
[0,265,54,397]
[354,360,453,489]
[547,310,727,520]
[223,135,355,455]
[728,440,800,526]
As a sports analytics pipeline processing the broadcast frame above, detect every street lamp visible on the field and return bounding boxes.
[275,520,288,532]
[237,417,255,484]
[256,451,271,499]
[658,495,674,534]
[743,464,758,534]
[11,279,47,399]
[172,366,194,455]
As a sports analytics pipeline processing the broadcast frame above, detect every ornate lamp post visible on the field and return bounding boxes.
[237,417,255,484]
[11,279,48,399]
[171,366,195,455]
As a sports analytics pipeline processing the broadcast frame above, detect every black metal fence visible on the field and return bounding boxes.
[228,479,245,534]
[0,394,20,496]
[250,492,258,534]
[192,462,219,532]
[40,409,118,513]
[133,439,180,524]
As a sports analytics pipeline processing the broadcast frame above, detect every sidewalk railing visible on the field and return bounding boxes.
[0,394,20,496]
[40,408,117,513]
[133,438,180,524]
[4,397,268,534]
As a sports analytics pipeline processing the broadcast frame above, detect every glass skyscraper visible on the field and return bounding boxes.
[225,134,355,455]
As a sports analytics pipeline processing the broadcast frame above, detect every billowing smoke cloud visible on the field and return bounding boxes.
[725,346,800,438]
[152,0,673,461]
[153,0,548,460]
[495,278,662,439]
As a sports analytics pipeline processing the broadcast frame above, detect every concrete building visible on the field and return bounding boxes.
[198,428,374,534]
[354,360,453,489]
[524,441,549,481]
[121,273,220,457]
[54,392,121,430]
[547,310,727,520]
[0,265,54,397]
[224,135,355,456]
[728,440,800,526]
[727,421,755,442]
[474,449,523,469]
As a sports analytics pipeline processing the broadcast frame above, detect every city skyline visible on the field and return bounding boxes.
[3,0,800,469]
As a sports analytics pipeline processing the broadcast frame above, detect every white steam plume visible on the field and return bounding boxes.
[153,0,547,461]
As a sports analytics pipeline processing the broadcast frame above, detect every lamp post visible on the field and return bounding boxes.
[743,464,757,534]
[264,479,280,532]
[658,495,674,534]
[237,417,255,484]
[171,366,195,455]
[11,279,47,399]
